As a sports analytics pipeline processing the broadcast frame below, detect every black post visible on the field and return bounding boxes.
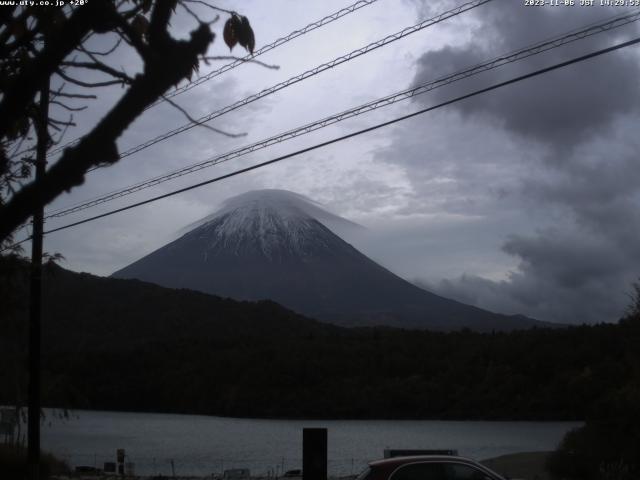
[303,428,327,480]
[27,75,49,480]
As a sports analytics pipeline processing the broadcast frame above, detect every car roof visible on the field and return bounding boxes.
[367,455,505,480]
[369,455,479,467]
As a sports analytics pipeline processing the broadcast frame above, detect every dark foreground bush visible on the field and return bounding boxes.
[0,444,69,480]
[546,419,640,480]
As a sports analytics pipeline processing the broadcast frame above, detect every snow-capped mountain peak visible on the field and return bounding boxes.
[113,189,545,331]
[183,190,362,259]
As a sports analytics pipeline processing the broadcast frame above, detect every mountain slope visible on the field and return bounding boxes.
[112,190,547,331]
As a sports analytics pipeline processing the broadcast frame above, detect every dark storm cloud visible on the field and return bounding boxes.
[412,2,640,150]
[372,109,542,217]
[421,123,640,324]
[422,226,636,324]
[522,121,640,253]
[386,1,640,324]
[501,230,632,290]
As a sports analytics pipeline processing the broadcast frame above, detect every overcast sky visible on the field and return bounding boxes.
[31,0,640,325]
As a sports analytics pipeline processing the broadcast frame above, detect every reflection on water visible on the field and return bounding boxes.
[41,409,580,476]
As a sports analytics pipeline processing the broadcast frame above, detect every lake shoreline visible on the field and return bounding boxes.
[51,452,553,480]
[39,409,577,477]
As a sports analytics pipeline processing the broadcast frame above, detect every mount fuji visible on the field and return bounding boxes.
[112,189,546,331]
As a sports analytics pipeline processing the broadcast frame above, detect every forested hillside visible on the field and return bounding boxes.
[2,256,638,420]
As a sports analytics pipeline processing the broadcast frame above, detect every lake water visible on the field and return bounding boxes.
[39,409,580,477]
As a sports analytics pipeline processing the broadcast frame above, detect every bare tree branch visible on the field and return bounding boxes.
[8,139,34,160]
[0,0,115,138]
[118,2,145,20]
[55,69,126,88]
[179,2,203,24]
[203,55,279,70]
[79,36,122,57]
[0,21,215,241]
[161,94,247,138]
[49,100,88,112]
[48,117,76,127]
[51,90,97,100]
[179,2,219,26]
[61,60,134,84]
[114,19,150,62]
[182,0,234,15]
[8,136,27,158]
[51,117,74,146]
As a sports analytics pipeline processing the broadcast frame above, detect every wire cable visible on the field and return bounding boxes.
[48,0,493,169]
[10,35,633,246]
[119,0,492,158]
[153,0,381,106]
[47,0,382,157]
[45,8,640,219]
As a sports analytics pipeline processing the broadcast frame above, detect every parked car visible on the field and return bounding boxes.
[355,455,508,480]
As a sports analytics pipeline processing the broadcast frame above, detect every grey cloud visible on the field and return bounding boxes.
[502,230,632,290]
[520,121,640,249]
[377,2,640,325]
[372,110,545,217]
[407,0,469,22]
[420,227,636,324]
[38,0,640,328]
[411,2,640,150]
[408,122,640,325]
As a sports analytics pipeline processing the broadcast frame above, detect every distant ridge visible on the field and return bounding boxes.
[113,189,550,331]
[3,255,624,421]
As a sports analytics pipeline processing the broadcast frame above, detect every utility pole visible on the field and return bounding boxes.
[28,74,49,480]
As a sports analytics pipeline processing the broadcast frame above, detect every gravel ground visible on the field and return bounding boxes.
[482,451,552,480]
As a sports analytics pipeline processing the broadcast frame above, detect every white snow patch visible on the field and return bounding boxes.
[180,190,362,259]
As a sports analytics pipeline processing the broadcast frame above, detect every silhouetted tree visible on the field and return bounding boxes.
[623,279,640,324]
[0,0,255,245]
[547,279,640,480]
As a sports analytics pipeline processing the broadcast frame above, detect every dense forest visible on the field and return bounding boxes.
[1,255,639,422]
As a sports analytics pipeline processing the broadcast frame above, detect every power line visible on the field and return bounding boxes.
[45,9,640,220]
[46,0,495,217]
[48,0,493,170]
[119,0,492,158]
[152,0,381,106]
[47,0,382,157]
[22,35,639,243]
